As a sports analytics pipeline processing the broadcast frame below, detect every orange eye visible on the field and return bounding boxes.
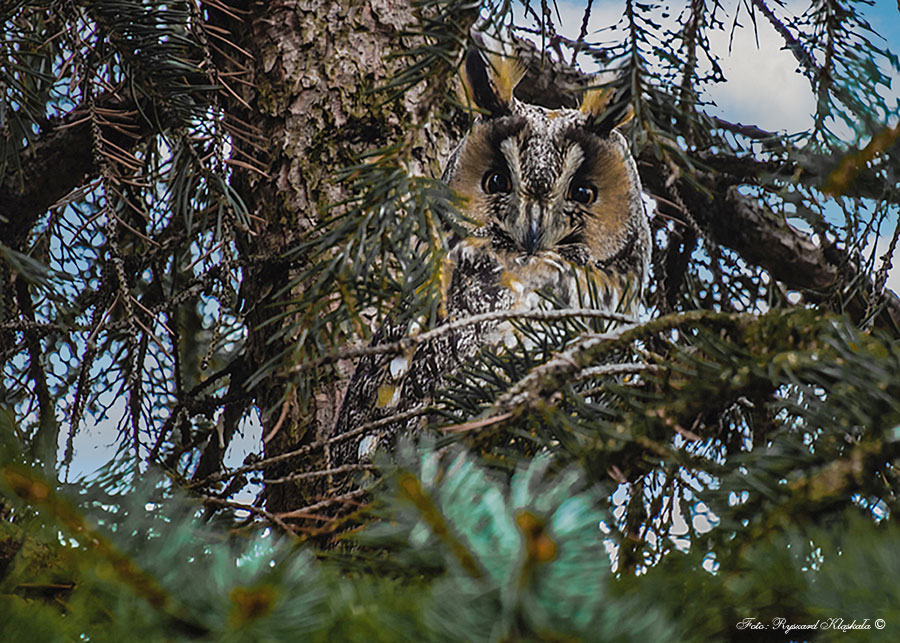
[482,170,511,194]
[568,183,597,205]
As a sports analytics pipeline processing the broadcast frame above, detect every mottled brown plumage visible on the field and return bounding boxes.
[328,48,650,474]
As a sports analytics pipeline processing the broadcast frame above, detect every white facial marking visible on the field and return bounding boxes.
[559,145,585,200]
[499,138,521,190]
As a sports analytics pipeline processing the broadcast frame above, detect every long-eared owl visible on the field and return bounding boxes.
[328,47,650,474]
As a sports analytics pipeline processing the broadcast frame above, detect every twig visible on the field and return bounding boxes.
[262,464,375,485]
[491,310,754,417]
[493,323,637,413]
[188,405,429,488]
[749,0,820,77]
[711,116,779,141]
[276,488,369,519]
[570,0,594,66]
[573,362,657,381]
[874,213,900,296]
[262,395,291,444]
[439,412,514,433]
[576,362,661,397]
[286,307,637,375]
[200,495,299,539]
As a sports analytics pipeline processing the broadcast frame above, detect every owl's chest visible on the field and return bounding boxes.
[442,236,615,350]
[443,236,624,317]
[349,235,629,449]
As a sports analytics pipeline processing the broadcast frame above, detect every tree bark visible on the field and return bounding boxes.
[211,0,460,514]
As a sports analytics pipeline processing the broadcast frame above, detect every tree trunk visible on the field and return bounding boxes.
[208,0,458,514]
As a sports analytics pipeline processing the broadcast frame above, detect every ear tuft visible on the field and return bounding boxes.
[490,55,525,104]
[581,83,633,135]
[580,88,612,118]
[461,47,523,117]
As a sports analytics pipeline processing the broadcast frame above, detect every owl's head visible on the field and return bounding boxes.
[444,48,648,284]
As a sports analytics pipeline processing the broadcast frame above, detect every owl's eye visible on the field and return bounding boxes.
[568,182,597,205]
[482,170,511,195]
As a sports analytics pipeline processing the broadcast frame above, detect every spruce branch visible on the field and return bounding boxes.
[188,406,430,488]
[261,464,376,485]
[200,495,300,539]
[0,94,151,250]
[749,0,820,77]
[276,488,369,519]
[4,465,209,635]
[285,307,637,375]
[489,310,751,417]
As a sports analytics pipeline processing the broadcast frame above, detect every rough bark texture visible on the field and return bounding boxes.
[213,0,460,514]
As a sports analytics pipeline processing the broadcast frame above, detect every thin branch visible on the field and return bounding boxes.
[14,278,58,474]
[441,363,660,434]
[64,294,119,472]
[573,362,658,381]
[200,495,299,539]
[677,0,704,146]
[275,488,369,519]
[570,0,594,66]
[188,405,429,488]
[749,0,820,78]
[491,310,753,417]
[874,215,900,297]
[0,94,151,251]
[640,152,900,331]
[262,464,375,485]
[493,324,637,414]
[711,116,779,142]
[286,308,637,375]
[823,121,900,196]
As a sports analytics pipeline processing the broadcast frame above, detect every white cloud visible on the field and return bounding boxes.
[705,15,816,133]
[552,1,625,43]
[60,397,126,481]
[548,1,817,132]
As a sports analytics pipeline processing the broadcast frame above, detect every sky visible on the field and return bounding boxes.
[64,1,900,480]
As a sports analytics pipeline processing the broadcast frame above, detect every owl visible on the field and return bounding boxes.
[327,48,650,481]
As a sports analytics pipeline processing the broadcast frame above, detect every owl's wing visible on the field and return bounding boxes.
[328,239,517,469]
[328,318,410,458]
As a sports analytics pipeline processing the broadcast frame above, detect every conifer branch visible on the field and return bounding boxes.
[201,495,300,539]
[749,0,820,77]
[491,310,751,416]
[189,406,430,488]
[285,308,637,375]
[262,464,375,485]
[276,489,369,519]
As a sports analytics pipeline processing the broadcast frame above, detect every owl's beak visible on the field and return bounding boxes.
[522,203,544,254]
